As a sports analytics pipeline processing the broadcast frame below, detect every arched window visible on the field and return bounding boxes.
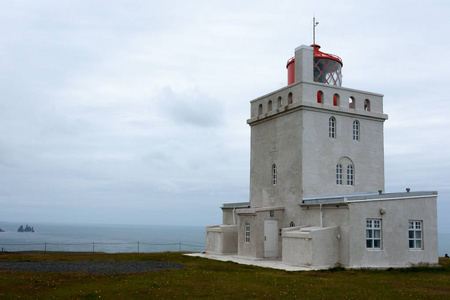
[277,97,282,108]
[290,222,296,227]
[337,157,354,186]
[258,104,263,115]
[347,164,354,185]
[349,96,355,109]
[364,99,371,111]
[288,92,293,104]
[245,222,250,243]
[317,91,323,104]
[353,120,359,141]
[336,164,343,185]
[268,100,273,112]
[272,164,277,186]
[333,93,340,106]
[329,117,336,138]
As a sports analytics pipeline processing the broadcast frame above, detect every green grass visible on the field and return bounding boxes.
[1,252,450,299]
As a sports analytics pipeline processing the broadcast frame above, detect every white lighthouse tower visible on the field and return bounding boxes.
[205,43,438,269]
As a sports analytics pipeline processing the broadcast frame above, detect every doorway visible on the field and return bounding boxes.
[264,220,279,258]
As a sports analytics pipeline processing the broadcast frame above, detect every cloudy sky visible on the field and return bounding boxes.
[1,0,450,231]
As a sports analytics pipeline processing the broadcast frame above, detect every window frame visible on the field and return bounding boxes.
[272,164,277,186]
[353,120,359,141]
[408,220,423,250]
[366,219,382,250]
[245,222,250,243]
[347,164,354,185]
[329,117,336,138]
[336,164,343,185]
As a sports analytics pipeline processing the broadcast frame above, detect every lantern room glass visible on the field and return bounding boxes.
[314,58,342,86]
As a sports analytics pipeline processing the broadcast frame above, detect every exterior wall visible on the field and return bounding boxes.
[205,225,238,254]
[248,109,303,226]
[237,212,257,258]
[298,206,350,265]
[237,208,284,259]
[222,208,235,225]
[347,196,438,267]
[301,108,385,196]
[282,226,339,267]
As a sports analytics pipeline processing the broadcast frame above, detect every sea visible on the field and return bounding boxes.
[0,222,206,253]
[1,221,450,256]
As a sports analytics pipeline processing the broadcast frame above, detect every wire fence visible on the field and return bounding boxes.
[0,241,205,253]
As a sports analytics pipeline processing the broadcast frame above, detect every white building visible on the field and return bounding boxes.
[205,44,438,268]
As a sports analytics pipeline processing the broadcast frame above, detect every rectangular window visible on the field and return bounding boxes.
[347,165,354,185]
[408,220,423,249]
[366,219,382,249]
[245,222,250,243]
[329,118,335,138]
[272,164,277,186]
[353,121,359,141]
[336,164,342,185]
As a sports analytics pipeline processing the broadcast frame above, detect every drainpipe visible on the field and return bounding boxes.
[320,203,323,227]
[233,207,236,225]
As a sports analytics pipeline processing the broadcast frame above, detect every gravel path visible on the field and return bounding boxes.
[0,261,185,274]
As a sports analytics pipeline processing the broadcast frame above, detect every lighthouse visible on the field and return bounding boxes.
[205,43,438,269]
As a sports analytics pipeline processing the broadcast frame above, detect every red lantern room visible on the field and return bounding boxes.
[286,44,343,86]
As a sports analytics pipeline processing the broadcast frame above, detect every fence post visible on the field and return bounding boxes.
[44,242,46,253]
[179,243,181,252]
[137,241,140,253]
[93,242,95,253]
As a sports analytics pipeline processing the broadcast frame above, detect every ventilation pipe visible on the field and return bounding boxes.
[320,203,323,227]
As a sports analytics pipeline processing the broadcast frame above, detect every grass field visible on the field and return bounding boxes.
[1,252,450,299]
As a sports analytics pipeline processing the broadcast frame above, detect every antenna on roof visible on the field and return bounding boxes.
[313,16,319,45]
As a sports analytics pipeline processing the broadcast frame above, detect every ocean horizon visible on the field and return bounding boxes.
[1,221,449,257]
[0,221,206,253]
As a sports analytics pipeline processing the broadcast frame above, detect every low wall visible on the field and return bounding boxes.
[205,225,238,254]
[282,226,339,268]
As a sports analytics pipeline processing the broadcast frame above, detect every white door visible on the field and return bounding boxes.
[264,220,279,258]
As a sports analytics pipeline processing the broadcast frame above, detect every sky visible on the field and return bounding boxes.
[1,0,450,231]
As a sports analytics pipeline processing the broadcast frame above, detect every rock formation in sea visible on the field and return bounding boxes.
[17,225,34,232]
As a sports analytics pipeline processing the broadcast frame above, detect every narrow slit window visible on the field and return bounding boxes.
[268,100,273,112]
[364,99,371,111]
[349,96,355,109]
[288,92,293,104]
[258,104,263,115]
[333,93,340,106]
[272,164,277,186]
[317,91,323,104]
[353,120,359,141]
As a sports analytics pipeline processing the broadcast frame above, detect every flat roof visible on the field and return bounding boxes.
[301,191,438,206]
[222,202,250,209]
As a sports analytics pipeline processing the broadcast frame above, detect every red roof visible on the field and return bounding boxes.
[312,44,343,66]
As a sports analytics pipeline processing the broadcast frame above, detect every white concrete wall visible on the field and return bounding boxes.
[282,226,339,267]
[205,225,238,254]
[301,108,386,197]
[347,196,438,267]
